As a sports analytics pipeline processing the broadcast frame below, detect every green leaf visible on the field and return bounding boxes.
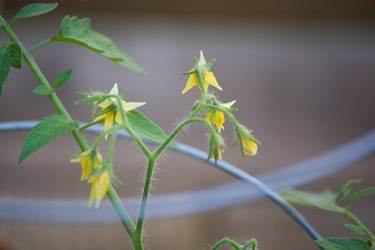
[280,189,345,213]
[0,43,23,96]
[126,110,177,149]
[335,179,361,202]
[51,16,145,74]
[32,85,52,95]
[12,3,58,22]
[346,187,375,207]
[53,68,73,87]
[344,224,372,238]
[315,238,370,250]
[19,115,79,163]
[5,44,23,69]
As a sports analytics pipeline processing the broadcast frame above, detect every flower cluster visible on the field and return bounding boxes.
[182,51,260,161]
[71,150,108,208]
[72,83,146,207]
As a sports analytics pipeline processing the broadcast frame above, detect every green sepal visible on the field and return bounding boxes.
[280,189,345,213]
[346,187,375,208]
[315,238,370,250]
[19,115,79,163]
[53,68,73,88]
[203,58,216,71]
[32,85,52,95]
[51,16,145,74]
[11,3,58,23]
[344,224,373,238]
[335,179,362,202]
[0,43,23,96]
[126,110,177,149]
[75,93,106,104]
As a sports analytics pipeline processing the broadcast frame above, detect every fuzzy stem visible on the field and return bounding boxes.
[1,16,137,247]
[343,209,374,244]
[211,237,242,250]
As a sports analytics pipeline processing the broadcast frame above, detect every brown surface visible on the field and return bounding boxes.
[0,10,375,250]
[5,0,375,17]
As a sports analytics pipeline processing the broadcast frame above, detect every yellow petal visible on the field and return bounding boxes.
[103,112,114,133]
[204,72,222,91]
[213,111,225,133]
[93,113,106,123]
[88,171,110,208]
[242,137,258,156]
[115,110,122,124]
[181,73,199,94]
[98,99,111,109]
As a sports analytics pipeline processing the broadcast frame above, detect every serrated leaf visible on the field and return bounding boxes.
[344,224,372,238]
[13,3,58,22]
[32,85,52,95]
[346,187,375,208]
[0,43,23,96]
[335,179,361,202]
[51,16,145,74]
[280,189,345,213]
[315,238,370,250]
[126,110,176,149]
[53,68,73,87]
[19,115,79,163]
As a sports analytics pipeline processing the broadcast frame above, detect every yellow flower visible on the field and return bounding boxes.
[93,83,145,136]
[71,151,103,181]
[206,100,236,133]
[181,72,222,94]
[241,137,258,156]
[88,170,110,208]
[93,98,127,134]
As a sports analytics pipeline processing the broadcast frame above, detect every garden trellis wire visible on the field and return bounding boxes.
[1,121,375,240]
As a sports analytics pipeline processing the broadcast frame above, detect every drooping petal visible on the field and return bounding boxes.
[88,171,110,208]
[181,73,199,94]
[115,110,122,124]
[242,137,258,156]
[103,111,115,139]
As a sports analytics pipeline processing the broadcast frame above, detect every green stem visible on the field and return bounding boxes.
[107,185,136,237]
[343,210,374,244]
[0,15,88,151]
[134,158,155,246]
[105,129,118,165]
[211,237,242,250]
[29,39,52,54]
[242,239,257,250]
[0,16,137,247]
[115,96,152,159]
[79,119,103,133]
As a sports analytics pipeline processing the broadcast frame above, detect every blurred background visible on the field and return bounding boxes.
[1,0,375,249]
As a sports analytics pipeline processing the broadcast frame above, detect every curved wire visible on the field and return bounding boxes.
[1,122,375,239]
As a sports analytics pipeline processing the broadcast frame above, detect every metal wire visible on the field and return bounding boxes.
[1,121,375,240]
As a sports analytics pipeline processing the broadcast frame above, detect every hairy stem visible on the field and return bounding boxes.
[1,16,137,247]
[211,237,242,250]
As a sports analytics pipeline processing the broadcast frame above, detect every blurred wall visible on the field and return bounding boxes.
[1,1,375,250]
[5,0,375,17]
